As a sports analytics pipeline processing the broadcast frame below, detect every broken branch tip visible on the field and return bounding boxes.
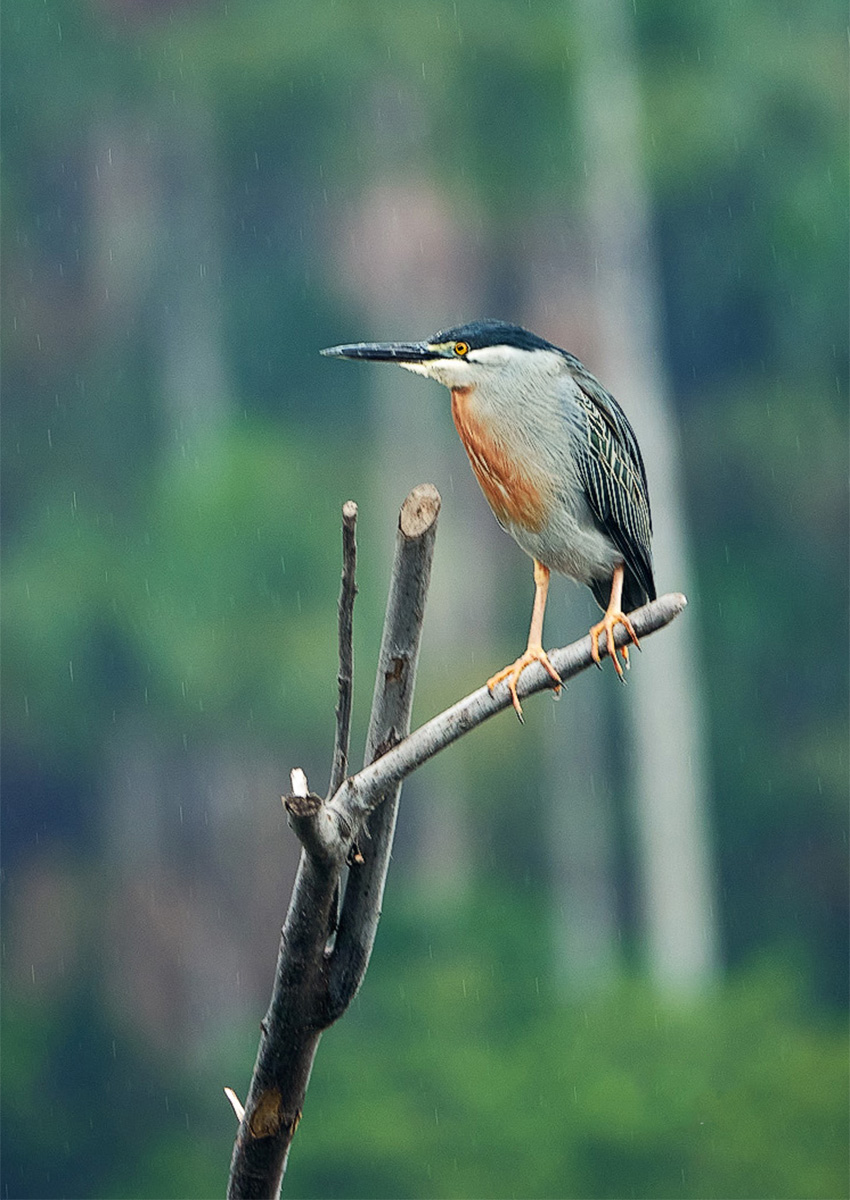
[224,1086,245,1123]
[290,767,309,797]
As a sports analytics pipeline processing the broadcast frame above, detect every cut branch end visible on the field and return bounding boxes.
[399,483,441,538]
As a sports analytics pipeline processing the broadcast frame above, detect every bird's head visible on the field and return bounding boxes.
[321,319,568,391]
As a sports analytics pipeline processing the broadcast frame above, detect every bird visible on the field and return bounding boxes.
[321,319,655,718]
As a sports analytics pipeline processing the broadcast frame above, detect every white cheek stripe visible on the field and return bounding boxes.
[399,358,472,386]
[467,345,515,366]
[467,344,565,371]
[398,361,436,377]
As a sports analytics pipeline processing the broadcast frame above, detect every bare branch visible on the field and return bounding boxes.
[227,485,439,1200]
[279,768,346,865]
[328,501,358,798]
[226,844,338,1197]
[326,484,441,1016]
[329,591,687,830]
[227,480,687,1200]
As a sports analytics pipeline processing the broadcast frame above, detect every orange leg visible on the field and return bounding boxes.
[589,563,640,678]
[487,559,562,720]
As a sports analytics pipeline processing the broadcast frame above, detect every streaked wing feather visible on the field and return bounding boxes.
[567,363,656,608]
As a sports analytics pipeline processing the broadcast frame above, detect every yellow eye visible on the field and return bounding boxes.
[454,341,469,356]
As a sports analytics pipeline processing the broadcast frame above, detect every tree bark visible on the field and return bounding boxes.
[226,483,687,1199]
[227,484,440,1197]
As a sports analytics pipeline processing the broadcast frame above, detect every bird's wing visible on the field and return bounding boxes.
[566,362,656,608]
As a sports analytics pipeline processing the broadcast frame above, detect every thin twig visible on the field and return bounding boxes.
[328,500,358,798]
[224,1087,246,1123]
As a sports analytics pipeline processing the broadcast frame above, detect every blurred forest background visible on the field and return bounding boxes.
[2,1,848,1197]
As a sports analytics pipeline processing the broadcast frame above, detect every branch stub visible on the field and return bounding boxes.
[399,483,440,538]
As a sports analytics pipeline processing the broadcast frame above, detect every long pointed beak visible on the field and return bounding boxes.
[320,341,437,364]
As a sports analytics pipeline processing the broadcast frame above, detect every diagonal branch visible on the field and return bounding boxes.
[328,590,688,832]
[279,590,688,892]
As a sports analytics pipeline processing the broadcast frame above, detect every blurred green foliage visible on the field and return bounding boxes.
[2,986,230,1200]
[1,0,847,1196]
[289,895,848,1200]
[3,895,847,1200]
[3,422,353,766]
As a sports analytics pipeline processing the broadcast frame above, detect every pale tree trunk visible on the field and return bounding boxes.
[571,0,720,992]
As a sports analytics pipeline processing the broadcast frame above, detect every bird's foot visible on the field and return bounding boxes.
[486,644,561,721]
[589,610,640,678]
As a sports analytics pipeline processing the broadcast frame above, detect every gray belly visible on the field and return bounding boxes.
[504,491,620,587]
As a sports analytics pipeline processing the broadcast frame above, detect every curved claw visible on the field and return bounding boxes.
[487,645,562,720]
[589,610,640,678]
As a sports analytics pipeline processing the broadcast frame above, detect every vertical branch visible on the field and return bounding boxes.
[226,485,439,1200]
[327,483,440,1017]
[328,500,358,798]
[226,806,341,1199]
